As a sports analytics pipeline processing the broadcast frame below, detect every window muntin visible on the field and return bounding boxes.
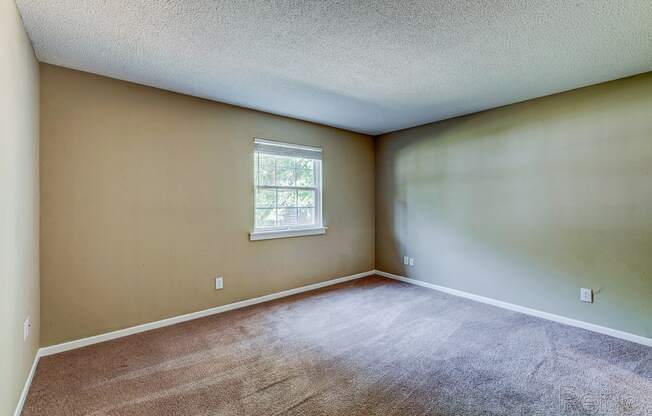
[254,139,322,232]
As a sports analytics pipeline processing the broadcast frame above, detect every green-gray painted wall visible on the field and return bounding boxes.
[375,73,652,338]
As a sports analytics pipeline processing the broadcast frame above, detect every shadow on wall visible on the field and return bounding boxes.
[375,73,652,338]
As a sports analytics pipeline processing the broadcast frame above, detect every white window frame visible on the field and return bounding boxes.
[250,138,326,241]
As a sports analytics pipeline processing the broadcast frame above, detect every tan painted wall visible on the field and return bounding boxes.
[0,0,40,413]
[376,73,652,338]
[40,64,375,346]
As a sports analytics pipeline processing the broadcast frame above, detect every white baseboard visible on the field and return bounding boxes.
[39,270,376,357]
[13,350,40,416]
[375,270,652,347]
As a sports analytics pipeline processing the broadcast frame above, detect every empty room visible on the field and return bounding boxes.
[2,1,651,415]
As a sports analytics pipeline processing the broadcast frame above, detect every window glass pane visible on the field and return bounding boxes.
[274,156,295,186]
[275,157,295,171]
[254,154,258,177]
[295,158,313,170]
[256,188,276,208]
[295,169,314,187]
[298,207,314,226]
[277,189,297,207]
[257,155,275,186]
[276,168,295,186]
[298,190,315,207]
[255,208,276,228]
[278,208,297,226]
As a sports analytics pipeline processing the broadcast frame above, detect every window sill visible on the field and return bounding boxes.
[249,227,327,241]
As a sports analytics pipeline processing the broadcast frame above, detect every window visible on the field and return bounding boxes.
[250,138,325,240]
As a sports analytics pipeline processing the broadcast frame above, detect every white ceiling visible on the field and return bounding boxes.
[16,1,652,135]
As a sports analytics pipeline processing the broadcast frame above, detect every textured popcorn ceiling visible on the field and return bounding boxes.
[16,0,652,135]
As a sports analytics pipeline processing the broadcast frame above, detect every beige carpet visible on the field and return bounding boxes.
[23,276,651,415]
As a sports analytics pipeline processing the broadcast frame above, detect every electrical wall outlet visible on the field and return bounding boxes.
[24,317,31,341]
[215,276,224,290]
[409,257,414,266]
[403,256,409,265]
[580,288,593,303]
